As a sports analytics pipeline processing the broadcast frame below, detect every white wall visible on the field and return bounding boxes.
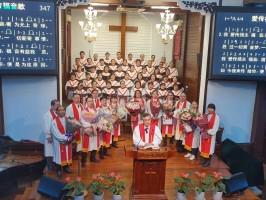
[2,76,58,142]
[206,81,256,143]
[71,10,173,63]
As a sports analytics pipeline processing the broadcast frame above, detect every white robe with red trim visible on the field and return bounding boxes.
[51,117,72,165]
[43,110,57,157]
[133,124,162,147]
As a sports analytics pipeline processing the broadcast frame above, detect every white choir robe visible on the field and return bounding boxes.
[169,67,178,78]
[122,65,129,72]
[89,72,98,79]
[133,124,162,147]
[96,80,106,89]
[182,123,200,151]
[128,71,137,80]
[104,58,111,64]
[135,66,142,73]
[125,80,134,89]
[116,58,123,65]
[75,72,86,81]
[51,117,72,166]
[199,114,220,157]
[147,67,155,75]
[117,88,130,106]
[161,113,175,138]
[43,111,56,157]
[127,59,134,66]
[81,114,99,151]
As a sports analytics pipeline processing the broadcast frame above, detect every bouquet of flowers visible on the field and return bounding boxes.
[195,114,209,130]
[116,106,128,120]
[126,101,141,113]
[179,109,192,122]
[97,118,113,133]
[81,110,98,123]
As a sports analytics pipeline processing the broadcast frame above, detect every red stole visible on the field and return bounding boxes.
[177,100,187,110]
[184,130,194,151]
[139,124,155,143]
[55,117,72,166]
[94,98,101,109]
[200,113,216,158]
[50,110,56,120]
[72,103,81,143]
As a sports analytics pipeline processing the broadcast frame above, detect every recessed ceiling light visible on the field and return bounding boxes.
[90,3,109,6]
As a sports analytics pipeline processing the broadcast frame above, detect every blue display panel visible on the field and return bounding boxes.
[0,0,57,75]
[210,7,266,81]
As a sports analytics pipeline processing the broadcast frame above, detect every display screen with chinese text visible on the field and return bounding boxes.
[0,0,57,75]
[210,7,266,81]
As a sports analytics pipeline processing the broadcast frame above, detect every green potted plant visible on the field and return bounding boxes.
[211,172,226,200]
[194,172,213,200]
[88,173,107,200]
[107,172,126,200]
[63,176,87,200]
[174,173,192,200]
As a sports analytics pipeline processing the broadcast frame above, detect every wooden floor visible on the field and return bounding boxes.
[10,135,259,200]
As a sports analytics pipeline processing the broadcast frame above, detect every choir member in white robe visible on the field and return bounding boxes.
[109,97,121,147]
[130,81,143,97]
[66,94,83,146]
[158,83,168,101]
[74,83,87,103]
[96,59,105,72]
[93,53,99,66]
[79,51,87,66]
[145,90,162,127]
[82,95,100,163]
[151,55,157,67]
[121,60,129,72]
[117,80,130,106]
[96,74,106,90]
[146,60,155,75]
[149,74,160,89]
[110,74,120,88]
[88,67,98,80]
[83,74,92,90]
[87,81,101,95]
[161,102,176,146]
[173,84,184,100]
[109,59,118,72]
[133,113,162,148]
[102,66,111,81]
[115,66,125,82]
[71,58,83,72]
[142,67,150,81]
[124,73,134,89]
[127,53,135,66]
[139,54,146,66]
[136,73,146,88]
[51,105,73,177]
[199,103,220,167]
[128,66,137,81]
[161,56,169,68]
[115,52,123,65]
[75,65,86,81]
[183,101,201,161]
[43,99,60,170]
[102,81,116,97]
[174,92,191,152]
[104,52,111,65]
[134,59,143,73]
[65,73,79,100]
[97,96,112,157]
[144,81,155,100]
[85,58,95,71]
[169,62,178,78]
[92,89,101,109]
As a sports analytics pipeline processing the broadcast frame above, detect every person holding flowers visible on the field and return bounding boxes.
[199,103,220,167]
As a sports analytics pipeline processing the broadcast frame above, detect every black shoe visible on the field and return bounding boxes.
[202,160,211,167]
[162,137,167,147]
[63,166,73,173]
[103,147,111,156]
[170,137,174,144]
[99,148,105,159]
[112,143,118,148]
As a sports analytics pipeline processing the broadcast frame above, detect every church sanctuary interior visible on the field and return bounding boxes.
[1,0,266,199]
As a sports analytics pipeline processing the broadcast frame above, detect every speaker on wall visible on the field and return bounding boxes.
[37,176,66,200]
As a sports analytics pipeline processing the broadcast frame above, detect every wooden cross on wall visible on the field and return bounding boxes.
[109,13,138,59]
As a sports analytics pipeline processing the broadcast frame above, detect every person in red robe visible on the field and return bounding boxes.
[51,105,73,177]
[199,103,220,167]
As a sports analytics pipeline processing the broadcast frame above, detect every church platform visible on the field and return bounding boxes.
[8,135,259,200]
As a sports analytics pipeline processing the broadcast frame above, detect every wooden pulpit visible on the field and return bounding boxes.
[125,147,175,200]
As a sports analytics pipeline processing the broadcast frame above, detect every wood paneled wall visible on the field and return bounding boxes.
[183,12,204,102]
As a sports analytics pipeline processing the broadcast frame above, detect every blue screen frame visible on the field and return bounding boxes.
[209,6,266,81]
[0,0,58,75]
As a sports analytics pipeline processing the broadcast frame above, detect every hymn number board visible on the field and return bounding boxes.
[0,0,57,75]
[210,6,266,81]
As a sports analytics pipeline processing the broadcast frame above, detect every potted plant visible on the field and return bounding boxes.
[107,172,126,200]
[211,172,226,200]
[194,172,213,200]
[88,173,107,200]
[174,173,192,200]
[63,177,87,200]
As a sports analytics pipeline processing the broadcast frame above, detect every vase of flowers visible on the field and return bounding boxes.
[194,172,214,200]
[62,177,87,200]
[174,173,192,200]
[107,172,126,200]
[211,172,225,200]
[88,174,107,200]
